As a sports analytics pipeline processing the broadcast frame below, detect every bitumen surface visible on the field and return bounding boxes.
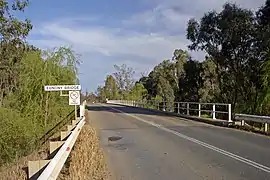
[88,104,270,180]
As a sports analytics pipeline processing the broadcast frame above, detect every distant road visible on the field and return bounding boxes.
[88,104,270,180]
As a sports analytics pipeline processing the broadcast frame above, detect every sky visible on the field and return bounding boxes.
[22,0,266,93]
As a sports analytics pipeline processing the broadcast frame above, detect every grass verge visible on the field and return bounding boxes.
[57,112,109,180]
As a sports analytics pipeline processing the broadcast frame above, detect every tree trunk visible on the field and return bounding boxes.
[44,93,49,128]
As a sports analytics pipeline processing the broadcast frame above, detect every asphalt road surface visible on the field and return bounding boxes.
[88,104,270,180]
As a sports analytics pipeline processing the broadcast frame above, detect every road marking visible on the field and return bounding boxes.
[106,105,270,173]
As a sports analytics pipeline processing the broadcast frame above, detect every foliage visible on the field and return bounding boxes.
[0,47,79,165]
[104,75,119,100]
[0,0,33,106]
[0,0,80,164]
[128,83,148,101]
[0,108,35,165]
[113,64,135,95]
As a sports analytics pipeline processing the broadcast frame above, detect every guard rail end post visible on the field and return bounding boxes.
[187,103,189,115]
[265,123,268,132]
[228,104,232,123]
[198,103,201,117]
[212,104,216,120]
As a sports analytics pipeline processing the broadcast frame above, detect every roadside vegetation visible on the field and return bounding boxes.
[0,0,80,167]
[96,0,270,117]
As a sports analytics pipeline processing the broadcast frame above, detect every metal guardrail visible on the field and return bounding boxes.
[39,108,78,145]
[108,100,232,122]
[28,100,87,180]
[235,114,269,132]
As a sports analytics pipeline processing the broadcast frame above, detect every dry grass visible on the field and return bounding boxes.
[0,142,49,180]
[0,128,62,180]
[57,111,109,180]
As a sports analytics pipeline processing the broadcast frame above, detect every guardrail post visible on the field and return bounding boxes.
[177,103,180,114]
[241,119,245,126]
[163,102,165,111]
[50,141,64,154]
[187,103,189,115]
[212,104,216,119]
[265,123,268,132]
[228,104,232,122]
[198,103,201,117]
[28,160,51,179]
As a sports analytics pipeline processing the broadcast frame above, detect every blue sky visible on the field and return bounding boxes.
[23,0,265,93]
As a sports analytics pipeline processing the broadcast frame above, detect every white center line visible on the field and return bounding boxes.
[106,105,270,173]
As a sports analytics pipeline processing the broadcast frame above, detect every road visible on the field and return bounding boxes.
[88,104,270,180]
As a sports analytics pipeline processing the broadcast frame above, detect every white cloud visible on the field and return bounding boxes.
[32,22,189,63]
[29,0,267,91]
[31,0,266,61]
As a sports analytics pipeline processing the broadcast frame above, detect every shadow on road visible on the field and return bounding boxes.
[86,104,181,119]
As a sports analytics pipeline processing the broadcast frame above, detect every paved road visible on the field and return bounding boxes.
[88,104,270,180]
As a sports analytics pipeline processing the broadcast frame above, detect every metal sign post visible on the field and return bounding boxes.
[44,84,82,121]
[69,91,80,120]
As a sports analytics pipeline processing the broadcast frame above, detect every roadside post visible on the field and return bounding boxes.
[69,90,81,119]
[44,85,82,120]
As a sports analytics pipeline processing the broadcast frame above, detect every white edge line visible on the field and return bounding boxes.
[106,105,270,173]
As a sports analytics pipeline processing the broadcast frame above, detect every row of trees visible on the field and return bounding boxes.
[96,64,148,102]
[0,1,80,165]
[97,1,270,116]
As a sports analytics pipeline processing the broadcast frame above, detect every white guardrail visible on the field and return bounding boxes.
[28,100,87,180]
[235,114,269,132]
[107,100,232,122]
[107,100,269,133]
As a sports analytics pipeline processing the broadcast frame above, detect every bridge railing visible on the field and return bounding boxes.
[108,100,270,133]
[107,100,232,122]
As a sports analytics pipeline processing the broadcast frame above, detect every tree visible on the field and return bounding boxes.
[113,64,135,96]
[0,0,33,106]
[129,82,148,101]
[180,60,202,102]
[254,0,270,114]
[187,2,258,112]
[157,76,175,110]
[172,49,189,91]
[96,85,106,102]
[104,75,119,100]
[199,58,219,102]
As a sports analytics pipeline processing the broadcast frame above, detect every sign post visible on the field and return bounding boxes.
[44,85,82,120]
[69,91,80,119]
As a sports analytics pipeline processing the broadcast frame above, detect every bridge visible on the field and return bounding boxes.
[86,100,270,180]
[23,98,270,180]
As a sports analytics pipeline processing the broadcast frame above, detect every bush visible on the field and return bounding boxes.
[0,108,36,165]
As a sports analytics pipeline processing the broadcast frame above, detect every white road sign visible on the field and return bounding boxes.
[69,91,80,105]
[44,85,81,91]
